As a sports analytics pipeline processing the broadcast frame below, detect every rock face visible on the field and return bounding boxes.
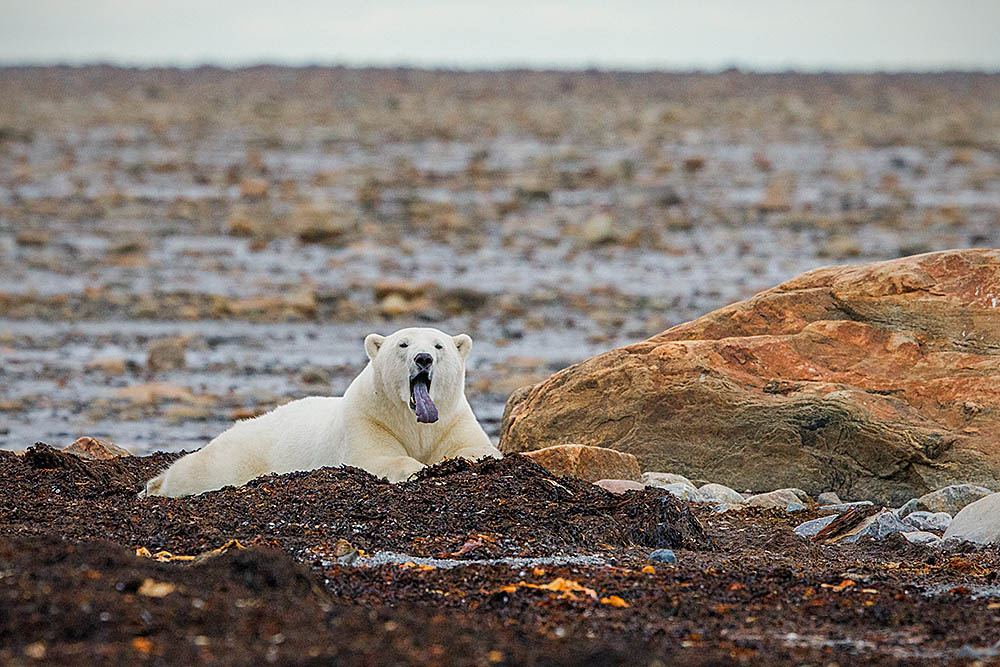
[501,250,1000,505]
[521,445,641,482]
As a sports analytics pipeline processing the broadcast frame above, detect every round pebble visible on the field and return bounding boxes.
[649,549,677,564]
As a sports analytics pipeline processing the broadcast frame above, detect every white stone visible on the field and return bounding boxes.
[745,489,801,509]
[943,492,1000,545]
[697,483,745,504]
[662,482,705,502]
[642,472,693,488]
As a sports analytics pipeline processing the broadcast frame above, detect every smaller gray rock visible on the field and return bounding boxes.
[843,510,910,543]
[817,492,842,506]
[649,549,677,564]
[786,501,807,512]
[903,511,952,533]
[642,472,692,488]
[745,489,801,509]
[697,483,745,504]
[905,484,994,517]
[903,531,942,546]
[943,492,1000,545]
[793,514,838,538]
[661,482,705,502]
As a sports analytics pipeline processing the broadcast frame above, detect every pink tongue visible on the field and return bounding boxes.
[412,381,438,423]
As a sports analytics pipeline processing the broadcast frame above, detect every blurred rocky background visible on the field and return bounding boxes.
[1,67,999,453]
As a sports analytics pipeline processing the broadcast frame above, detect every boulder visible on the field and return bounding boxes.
[521,445,641,482]
[897,484,994,517]
[942,492,1000,544]
[501,250,1000,505]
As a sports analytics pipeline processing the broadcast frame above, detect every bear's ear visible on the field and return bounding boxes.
[364,333,385,360]
[453,334,472,360]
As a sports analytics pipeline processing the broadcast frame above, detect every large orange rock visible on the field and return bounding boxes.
[501,250,1000,505]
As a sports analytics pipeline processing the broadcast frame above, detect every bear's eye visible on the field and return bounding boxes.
[434,343,443,349]
[399,342,408,348]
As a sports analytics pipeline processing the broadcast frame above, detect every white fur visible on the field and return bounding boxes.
[142,327,500,497]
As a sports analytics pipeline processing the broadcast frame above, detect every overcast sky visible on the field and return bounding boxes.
[2,0,999,71]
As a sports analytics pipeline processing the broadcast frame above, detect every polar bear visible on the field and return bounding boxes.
[141,327,500,497]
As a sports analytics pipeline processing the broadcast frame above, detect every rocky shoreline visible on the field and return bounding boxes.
[4,442,1000,664]
[3,67,1000,664]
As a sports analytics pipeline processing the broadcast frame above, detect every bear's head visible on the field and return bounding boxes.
[364,327,472,424]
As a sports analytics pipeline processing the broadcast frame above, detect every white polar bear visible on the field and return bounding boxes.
[142,327,500,497]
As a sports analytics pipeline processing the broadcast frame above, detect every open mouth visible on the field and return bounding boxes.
[408,370,438,423]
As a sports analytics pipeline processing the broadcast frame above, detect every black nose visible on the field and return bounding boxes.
[414,353,433,369]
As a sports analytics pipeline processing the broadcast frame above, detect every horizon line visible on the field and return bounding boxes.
[2,60,999,76]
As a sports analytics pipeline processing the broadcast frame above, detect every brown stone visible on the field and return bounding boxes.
[63,436,132,460]
[114,382,210,406]
[522,444,641,482]
[239,178,269,200]
[757,173,795,212]
[85,358,128,376]
[373,280,433,301]
[501,249,1000,505]
[147,337,187,373]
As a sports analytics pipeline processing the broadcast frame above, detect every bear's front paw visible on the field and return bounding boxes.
[446,445,502,462]
[379,457,427,483]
